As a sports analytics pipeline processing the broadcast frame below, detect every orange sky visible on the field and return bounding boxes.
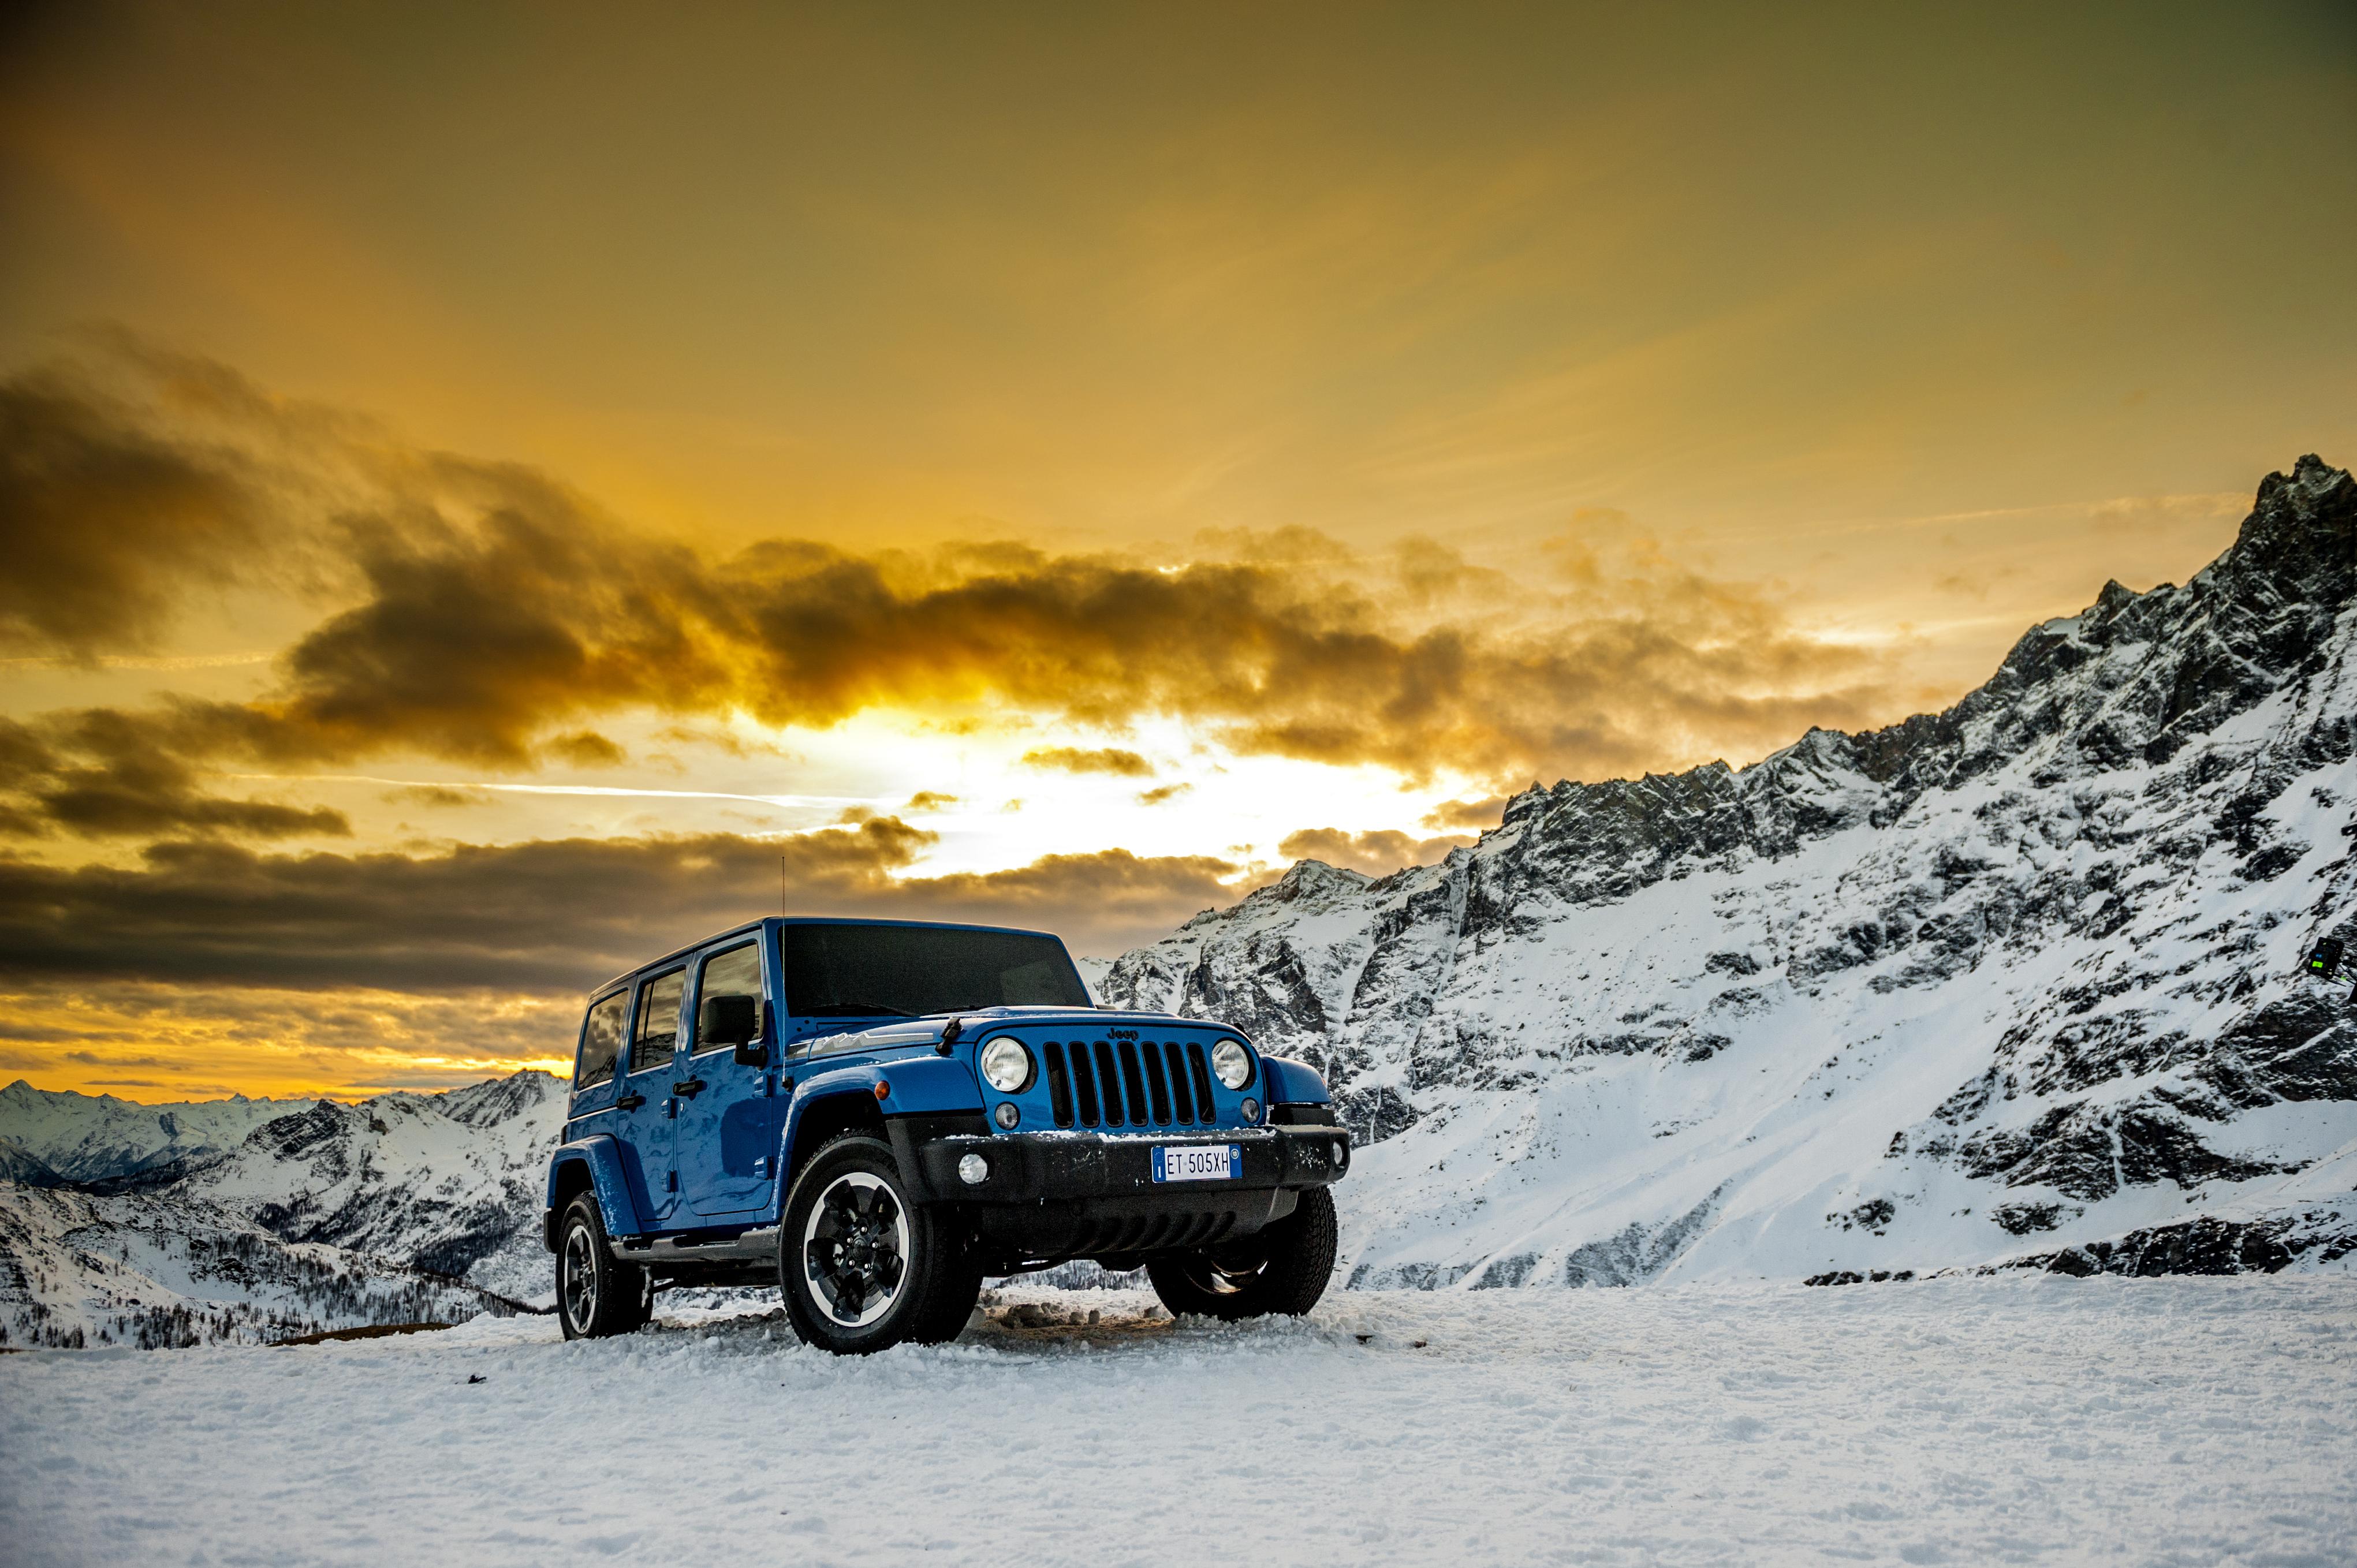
[3,2,2353,1100]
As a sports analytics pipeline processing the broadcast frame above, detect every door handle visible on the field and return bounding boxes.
[615,1092,646,1111]
[673,1077,706,1098]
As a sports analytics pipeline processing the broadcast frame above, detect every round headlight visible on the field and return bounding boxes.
[1211,1038,1254,1091]
[978,1037,1033,1093]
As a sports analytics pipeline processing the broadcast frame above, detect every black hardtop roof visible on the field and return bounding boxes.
[590,914,1071,999]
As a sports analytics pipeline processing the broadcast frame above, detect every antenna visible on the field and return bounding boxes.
[779,854,786,916]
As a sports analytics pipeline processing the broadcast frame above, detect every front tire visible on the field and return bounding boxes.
[556,1193,651,1340]
[778,1133,980,1355]
[1147,1186,1337,1321]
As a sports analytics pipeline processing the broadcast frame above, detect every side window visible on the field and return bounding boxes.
[576,991,628,1091]
[630,969,685,1073]
[691,943,763,1055]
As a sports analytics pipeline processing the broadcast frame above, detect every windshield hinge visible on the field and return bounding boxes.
[936,1016,964,1055]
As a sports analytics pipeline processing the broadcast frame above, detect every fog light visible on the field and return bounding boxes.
[993,1101,1020,1129]
[1333,1140,1348,1166]
[957,1152,990,1185]
[1240,1097,1260,1123]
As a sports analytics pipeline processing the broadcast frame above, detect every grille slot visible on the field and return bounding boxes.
[1186,1041,1217,1119]
[1142,1044,1173,1124]
[1117,1043,1149,1125]
[1093,1041,1126,1125]
[1044,1041,1076,1128]
[1069,1041,1101,1128]
[1163,1041,1196,1123]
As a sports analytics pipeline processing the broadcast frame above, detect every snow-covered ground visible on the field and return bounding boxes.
[5,1280,2352,1566]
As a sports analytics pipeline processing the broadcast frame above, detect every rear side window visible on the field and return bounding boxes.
[692,943,763,1055]
[631,969,684,1072]
[576,991,628,1090]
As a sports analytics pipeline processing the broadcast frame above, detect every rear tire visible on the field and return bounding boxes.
[556,1193,651,1339]
[778,1133,978,1354]
[1147,1186,1337,1321]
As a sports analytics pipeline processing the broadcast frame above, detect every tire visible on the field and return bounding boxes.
[556,1192,651,1340]
[1147,1186,1337,1321]
[778,1133,980,1355]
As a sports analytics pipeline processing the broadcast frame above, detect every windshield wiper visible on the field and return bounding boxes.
[803,1001,917,1018]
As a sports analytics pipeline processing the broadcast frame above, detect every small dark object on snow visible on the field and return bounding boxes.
[1412,1339,1429,1349]
[1355,1333,1373,1344]
[2299,935,2356,1005]
[466,1373,486,1384]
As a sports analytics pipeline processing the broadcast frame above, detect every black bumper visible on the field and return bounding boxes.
[894,1122,1351,1265]
[906,1124,1347,1203]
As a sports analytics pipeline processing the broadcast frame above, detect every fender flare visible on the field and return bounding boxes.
[1259,1054,1332,1106]
[544,1134,648,1245]
[775,1056,984,1211]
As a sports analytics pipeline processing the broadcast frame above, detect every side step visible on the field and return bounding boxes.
[611,1226,781,1264]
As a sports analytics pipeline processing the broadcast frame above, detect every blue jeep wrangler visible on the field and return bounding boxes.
[545,917,1350,1353]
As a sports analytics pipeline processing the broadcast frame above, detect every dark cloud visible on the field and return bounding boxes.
[0,823,1255,1001]
[385,785,492,809]
[1021,746,1155,777]
[0,368,262,655]
[0,344,1898,817]
[0,712,350,840]
[1421,795,1511,831]
[1276,826,1473,878]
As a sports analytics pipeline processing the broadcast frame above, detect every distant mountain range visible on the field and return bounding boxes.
[1102,456,2356,1288]
[0,1075,561,1347]
[5,455,2350,1346]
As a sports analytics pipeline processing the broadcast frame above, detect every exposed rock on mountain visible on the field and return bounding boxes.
[1105,456,2357,1287]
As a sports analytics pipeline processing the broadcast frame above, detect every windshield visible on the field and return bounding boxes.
[777,924,1090,1017]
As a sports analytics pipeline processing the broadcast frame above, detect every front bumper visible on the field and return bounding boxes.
[907,1123,1348,1204]
[898,1123,1351,1265]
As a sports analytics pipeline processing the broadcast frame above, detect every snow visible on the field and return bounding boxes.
[5,1279,2353,1566]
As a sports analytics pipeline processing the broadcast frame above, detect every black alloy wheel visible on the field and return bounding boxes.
[1146,1186,1338,1321]
[556,1192,652,1340]
[777,1133,982,1355]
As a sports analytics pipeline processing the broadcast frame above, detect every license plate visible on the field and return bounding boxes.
[1152,1143,1242,1183]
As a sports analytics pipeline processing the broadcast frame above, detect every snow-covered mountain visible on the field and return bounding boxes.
[0,1080,296,1184]
[178,1072,566,1304]
[5,457,2349,1345]
[1104,455,2357,1288]
[0,1183,521,1349]
[0,1072,567,1345]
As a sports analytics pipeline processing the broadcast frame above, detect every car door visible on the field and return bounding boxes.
[678,938,781,1219]
[616,966,687,1230]
[565,985,630,1160]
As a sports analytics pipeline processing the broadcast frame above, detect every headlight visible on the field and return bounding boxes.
[978,1037,1034,1093]
[1211,1038,1254,1090]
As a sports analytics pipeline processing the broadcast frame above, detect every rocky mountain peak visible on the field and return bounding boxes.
[1103,457,2357,1286]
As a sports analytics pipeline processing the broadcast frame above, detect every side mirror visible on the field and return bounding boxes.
[702,992,759,1057]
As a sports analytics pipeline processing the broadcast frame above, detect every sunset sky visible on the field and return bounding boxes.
[3,2,2353,1100]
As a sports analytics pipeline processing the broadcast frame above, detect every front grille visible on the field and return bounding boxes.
[1041,1039,1220,1129]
